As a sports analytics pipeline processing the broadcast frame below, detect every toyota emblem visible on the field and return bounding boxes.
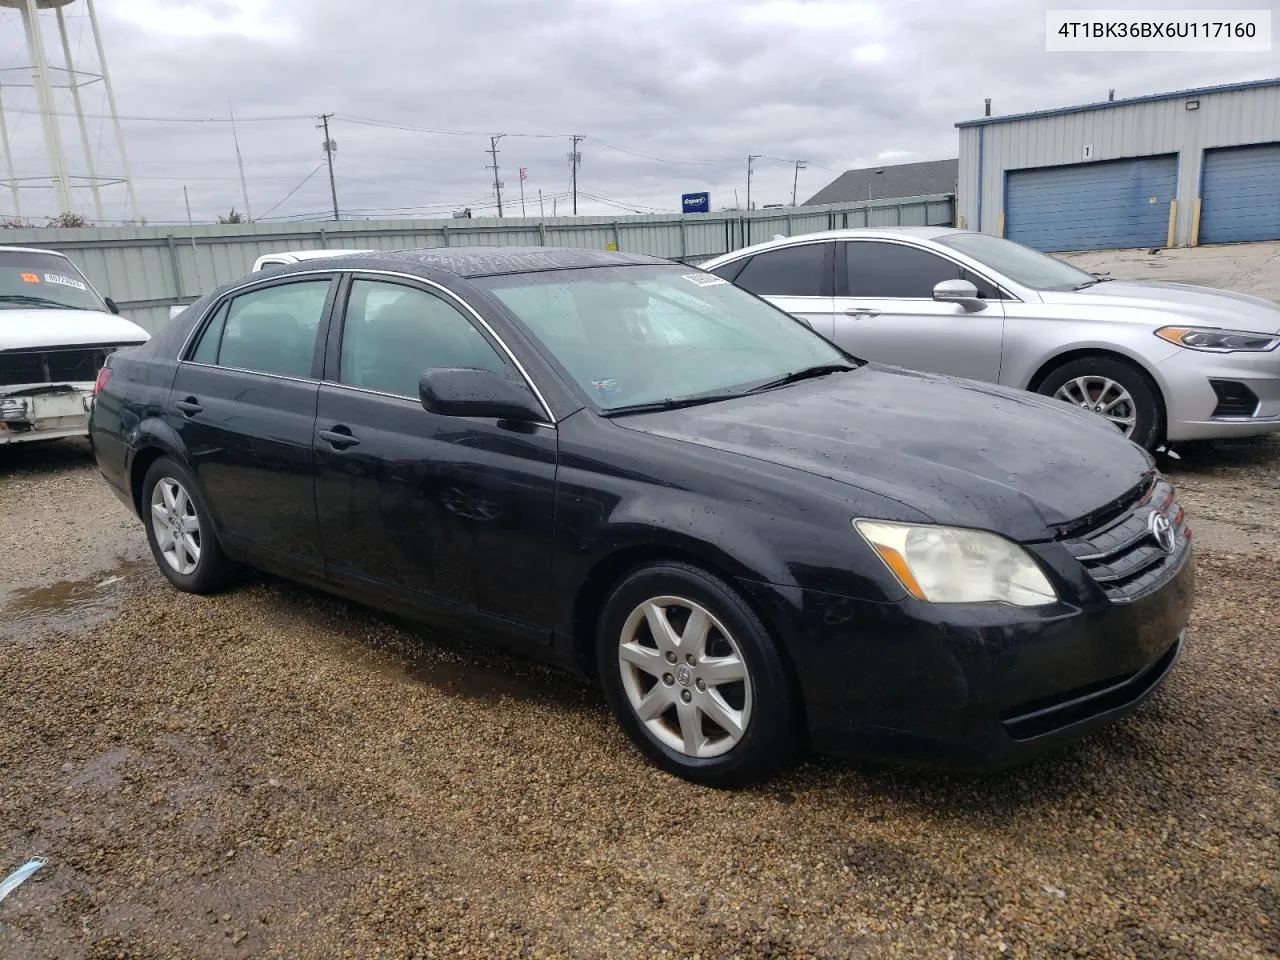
[1148,511,1175,553]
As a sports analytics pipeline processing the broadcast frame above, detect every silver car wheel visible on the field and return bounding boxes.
[150,477,202,576]
[1053,376,1137,436]
[617,595,753,759]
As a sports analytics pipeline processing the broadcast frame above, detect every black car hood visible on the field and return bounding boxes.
[615,364,1154,542]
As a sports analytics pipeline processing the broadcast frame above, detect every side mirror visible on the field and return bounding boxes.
[932,279,985,310]
[419,368,544,422]
[104,297,120,315]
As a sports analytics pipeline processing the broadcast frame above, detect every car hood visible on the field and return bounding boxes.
[1041,280,1280,333]
[616,365,1153,542]
[0,308,150,351]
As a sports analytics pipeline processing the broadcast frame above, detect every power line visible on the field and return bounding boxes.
[255,162,326,220]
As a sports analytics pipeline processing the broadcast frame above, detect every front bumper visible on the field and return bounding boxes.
[739,544,1194,771]
[1156,344,1280,441]
[0,384,93,444]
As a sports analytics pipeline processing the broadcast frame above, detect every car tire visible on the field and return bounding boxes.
[141,457,238,594]
[1037,356,1163,450]
[596,562,799,787]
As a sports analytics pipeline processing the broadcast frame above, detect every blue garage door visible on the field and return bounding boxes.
[1199,143,1280,244]
[1005,155,1178,252]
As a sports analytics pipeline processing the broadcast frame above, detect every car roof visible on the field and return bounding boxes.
[702,227,966,264]
[0,245,71,257]
[271,245,671,279]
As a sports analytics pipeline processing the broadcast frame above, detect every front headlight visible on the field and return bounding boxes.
[854,520,1058,606]
[1155,326,1279,352]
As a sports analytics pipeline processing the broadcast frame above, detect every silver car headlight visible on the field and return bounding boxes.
[1155,326,1279,352]
[854,520,1058,606]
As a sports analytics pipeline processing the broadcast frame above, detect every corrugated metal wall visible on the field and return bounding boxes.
[0,196,954,331]
[955,83,1280,247]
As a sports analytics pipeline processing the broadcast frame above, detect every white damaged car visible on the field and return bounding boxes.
[0,246,148,445]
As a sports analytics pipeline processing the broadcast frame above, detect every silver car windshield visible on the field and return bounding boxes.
[936,234,1095,291]
[479,265,852,411]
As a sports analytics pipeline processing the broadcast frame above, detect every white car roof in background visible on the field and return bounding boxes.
[700,227,965,267]
[0,245,73,257]
[254,248,376,267]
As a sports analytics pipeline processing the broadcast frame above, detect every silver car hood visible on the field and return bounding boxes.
[1039,280,1280,334]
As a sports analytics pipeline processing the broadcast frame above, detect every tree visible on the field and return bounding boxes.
[218,208,244,224]
[47,211,91,228]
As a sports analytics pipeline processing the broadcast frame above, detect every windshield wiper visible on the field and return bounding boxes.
[0,294,74,308]
[746,363,858,393]
[600,391,745,417]
[1074,273,1113,290]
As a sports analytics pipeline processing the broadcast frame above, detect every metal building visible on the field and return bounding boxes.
[955,78,1280,251]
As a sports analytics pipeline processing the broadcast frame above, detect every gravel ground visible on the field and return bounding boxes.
[2,245,1279,957]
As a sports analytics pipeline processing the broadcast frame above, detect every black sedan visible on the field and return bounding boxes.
[89,247,1194,786]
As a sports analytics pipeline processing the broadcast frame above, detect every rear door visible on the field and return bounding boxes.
[711,241,836,337]
[313,275,558,642]
[169,276,336,577]
[831,240,1006,382]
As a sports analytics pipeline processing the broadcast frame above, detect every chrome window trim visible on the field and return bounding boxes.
[179,360,318,385]
[319,379,555,429]
[175,267,557,424]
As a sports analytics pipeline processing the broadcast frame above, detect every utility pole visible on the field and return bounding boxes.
[317,113,340,221]
[538,189,544,217]
[183,184,204,290]
[568,135,583,215]
[746,155,760,211]
[229,105,253,221]
[791,160,807,206]
[486,135,505,217]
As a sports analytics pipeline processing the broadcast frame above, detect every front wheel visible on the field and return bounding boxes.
[1037,356,1163,450]
[141,457,238,594]
[596,562,799,787]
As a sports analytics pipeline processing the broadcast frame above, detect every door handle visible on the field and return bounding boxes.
[174,397,203,416]
[843,307,881,318]
[318,426,360,450]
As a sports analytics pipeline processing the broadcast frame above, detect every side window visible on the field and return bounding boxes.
[338,280,509,398]
[845,242,974,299]
[190,301,229,365]
[189,279,332,378]
[732,244,829,297]
[707,259,747,283]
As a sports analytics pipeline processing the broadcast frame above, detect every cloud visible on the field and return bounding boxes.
[0,0,1269,223]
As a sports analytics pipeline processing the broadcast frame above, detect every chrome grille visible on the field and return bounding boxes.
[1060,477,1189,603]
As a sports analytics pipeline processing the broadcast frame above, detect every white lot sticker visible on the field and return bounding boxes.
[44,273,87,291]
[683,273,727,287]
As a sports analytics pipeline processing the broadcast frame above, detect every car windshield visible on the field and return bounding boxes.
[0,250,107,311]
[479,264,853,411]
[936,233,1096,291]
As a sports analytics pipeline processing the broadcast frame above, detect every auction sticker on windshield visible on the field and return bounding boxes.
[683,273,727,287]
[20,272,39,283]
[45,273,87,291]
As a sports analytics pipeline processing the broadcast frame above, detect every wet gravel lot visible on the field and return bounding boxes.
[2,246,1279,958]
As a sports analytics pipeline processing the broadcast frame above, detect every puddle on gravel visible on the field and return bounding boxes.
[0,559,150,641]
[338,642,570,706]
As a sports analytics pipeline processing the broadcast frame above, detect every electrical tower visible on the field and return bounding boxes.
[318,113,338,220]
[0,0,139,223]
[568,135,582,215]
[486,134,504,217]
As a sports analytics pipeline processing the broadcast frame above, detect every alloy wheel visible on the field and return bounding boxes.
[150,477,202,575]
[617,595,753,758]
[1053,375,1137,436]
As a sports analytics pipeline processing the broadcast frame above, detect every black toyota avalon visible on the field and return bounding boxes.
[89,247,1193,786]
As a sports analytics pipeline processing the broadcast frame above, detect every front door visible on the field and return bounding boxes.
[169,276,336,576]
[712,241,836,338]
[832,240,1006,383]
[313,276,558,641]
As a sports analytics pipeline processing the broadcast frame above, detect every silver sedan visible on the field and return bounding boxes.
[701,228,1280,449]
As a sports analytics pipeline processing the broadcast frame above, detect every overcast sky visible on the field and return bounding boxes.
[0,0,1275,224]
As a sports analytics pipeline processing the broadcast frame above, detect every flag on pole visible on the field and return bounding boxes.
[519,167,528,181]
